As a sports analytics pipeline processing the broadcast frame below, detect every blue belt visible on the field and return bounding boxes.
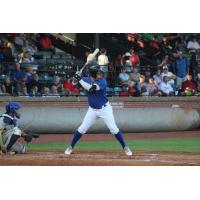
[91,102,108,109]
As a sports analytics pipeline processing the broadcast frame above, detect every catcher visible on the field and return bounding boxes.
[0,101,39,154]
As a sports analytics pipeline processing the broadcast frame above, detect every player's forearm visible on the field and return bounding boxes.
[79,80,92,91]
[79,80,100,91]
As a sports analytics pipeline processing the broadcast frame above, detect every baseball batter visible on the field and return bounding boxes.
[64,65,132,156]
[0,102,26,154]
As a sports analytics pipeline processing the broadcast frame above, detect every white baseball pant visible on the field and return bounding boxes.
[78,102,119,135]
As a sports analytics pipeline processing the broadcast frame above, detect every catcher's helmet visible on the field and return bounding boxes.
[6,101,22,119]
[89,65,103,78]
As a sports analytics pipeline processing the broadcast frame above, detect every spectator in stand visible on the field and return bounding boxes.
[169,34,182,49]
[50,85,60,96]
[129,67,141,82]
[149,35,161,64]
[63,78,79,95]
[140,86,149,96]
[22,40,37,61]
[40,34,55,54]
[153,68,162,86]
[122,52,132,72]
[31,34,40,44]
[26,73,43,93]
[150,35,160,50]
[22,40,37,56]
[0,41,15,62]
[98,48,109,77]
[29,86,41,97]
[19,51,32,63]
[136,75,149,95]
[130,50,140,67]
[10,63,27,95]
[181,74,197,96]
[175,51,189,89]
[159,76,174,96]
[160,35,173,55]
[158,55,170,68]
[4,42,15,61]
[127,33,138,43]
[51,75,63,93]
[128,81,136,96]
[42,87,50,96]
[147,78,160,96]
[119,81,135,97]
[144,67,151,82]
[118,67,130,86]
[25,67,33,85]
[7,42,14,54]
[161,65,176,87]
[119,85,129,97]
[187,36,200,53]
[1,77,13,95]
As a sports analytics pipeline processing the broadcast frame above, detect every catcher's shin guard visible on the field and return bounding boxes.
[6,134,20,151]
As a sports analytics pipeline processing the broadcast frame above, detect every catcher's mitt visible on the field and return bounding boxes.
[24,132,40,143]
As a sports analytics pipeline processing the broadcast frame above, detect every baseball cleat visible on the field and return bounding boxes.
[8,151,16,155]
[124,146,133,156]
[64,145,73,155]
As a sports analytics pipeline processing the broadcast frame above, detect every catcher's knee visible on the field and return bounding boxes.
[13,128,22,136]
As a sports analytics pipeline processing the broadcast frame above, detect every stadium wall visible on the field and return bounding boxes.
[0,97,200,133]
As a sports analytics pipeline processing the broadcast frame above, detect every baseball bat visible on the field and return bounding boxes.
[79,48,100,75]
[72,48,99,85]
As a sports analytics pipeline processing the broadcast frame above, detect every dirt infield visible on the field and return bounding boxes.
[0,150,200,166]
[0,131,200,166]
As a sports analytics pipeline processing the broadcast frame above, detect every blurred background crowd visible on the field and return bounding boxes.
[0,33,200,97]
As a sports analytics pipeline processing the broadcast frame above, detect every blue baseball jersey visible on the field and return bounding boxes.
[82,77,108,109]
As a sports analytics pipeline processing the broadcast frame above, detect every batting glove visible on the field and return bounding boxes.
[73,74,81,81]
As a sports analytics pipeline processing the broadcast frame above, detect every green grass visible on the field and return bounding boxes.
[28,137,200,153]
